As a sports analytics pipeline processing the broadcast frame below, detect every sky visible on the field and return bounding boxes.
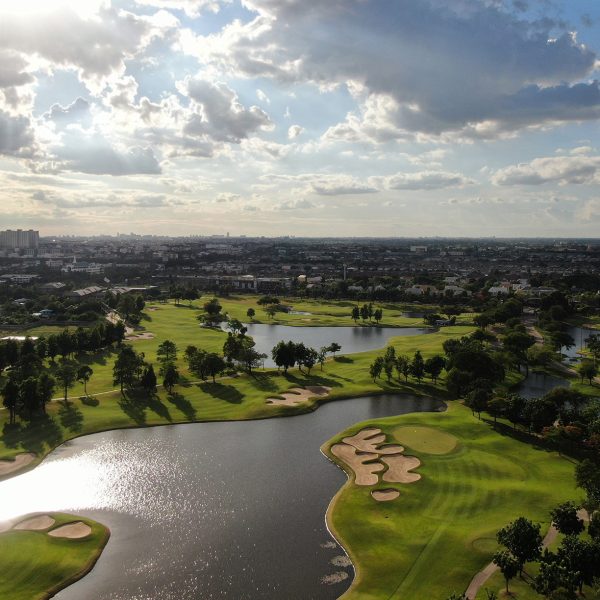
[1,0,600,238]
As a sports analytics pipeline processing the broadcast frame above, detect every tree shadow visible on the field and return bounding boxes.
[1,416,63,455]
[58,400,84,433]
[118,392,147,425]
[282,372,343,388]
[334,356,354,363]
[80,395,99,407]
[247,372,278,392]
[199,382,243,403]
[167,392,197,421]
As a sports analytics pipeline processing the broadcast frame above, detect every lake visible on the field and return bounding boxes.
[0,394,444,600]
[239,323,432,367]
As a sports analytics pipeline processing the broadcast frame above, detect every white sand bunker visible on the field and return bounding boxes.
[331,555,353,567]
[342,428,404,455]
[266,385,331,406]
[382,454,421,484]
[331,444,384,485]
[48,522,92,539]
[14,515,56,531]
[371,489,400,502]
[127,332,155,340]
[0,452,35,477]
[331,427,421,502]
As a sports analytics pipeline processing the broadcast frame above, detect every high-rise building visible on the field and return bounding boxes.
[0,229,39,249]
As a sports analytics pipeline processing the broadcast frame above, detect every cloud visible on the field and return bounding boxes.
[0,6,150,89]
[183,78,272,144]
[0,110,34,156]
[256,88,270,104]
[197,0,600,139]
[492,155,600,185]
[287,124,303,139]
[133,0,226,16]
[310,176,378,196]
[55,136,162,176]
[45,98,91,126]
[274,198,315,210]
[385,170,474,190]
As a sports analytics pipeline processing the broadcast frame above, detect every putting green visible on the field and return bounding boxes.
[392,425,458,455]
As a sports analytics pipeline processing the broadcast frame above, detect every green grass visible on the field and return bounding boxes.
[0,298,474,464]
[0,513,109,600]
[323,402,580,600]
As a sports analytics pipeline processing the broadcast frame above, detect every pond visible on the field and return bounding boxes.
[517,371,568,399]
[0,394,445,600]
[563,325,597,361]
[240,323,432,367]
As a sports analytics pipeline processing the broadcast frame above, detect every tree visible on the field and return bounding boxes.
[118,294,137,321]
[369,357,384,381]
[204,353,226,383]
[296,344,318,374]
[47,335,58,362]
[424,355,445,383]
[19,377,39,418]
[492,549,519,594]
[227,318,245,335]
[551,502,584,536]
[318,347,328,370]
[157,340,178,364]
[578,361,598,385]
[257,295,279,305]
[135,295,146,312]
[327,342,342,356]
[182,288,198,306]
[162,362,180,393]
[373,308,383,324]
[465,387,490,419]
[247,307,256,320]
[203,298,223,317]
[2,378,20,424]
[264,305,277,320]
[556,535,600,593]
[36,372,56,413]
[503,331,535,374]
[496,516,542,574]
[524,397,559,433]
[360,304,370,322]
[395,355,411,382]
[351,306,360,323]
[575,459,600,508]
[534,560,579,598]
[487,396,508,425]
[77,365,93,397]
[56,362,77,402]
[141,364,157,393]
[272,341,297,373]
[410,350,425,382]
[588,334,600,364]
[113,346,144,393]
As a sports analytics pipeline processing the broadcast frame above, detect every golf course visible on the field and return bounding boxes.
[0,296,592,599]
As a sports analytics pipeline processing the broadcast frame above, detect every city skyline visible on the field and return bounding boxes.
[1,0,600,237]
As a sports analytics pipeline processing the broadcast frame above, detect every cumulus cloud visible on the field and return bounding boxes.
[385,170,474,190]
[288,124,303,139]
[492,155,600,185]
[0,110,34,156]
[183,78,272,144]
[309,176,378,196]
[45,98,91,126]
[133,0,226,16]
[55,136,162,176]
[0,6,150,89]
[197,0,600,139]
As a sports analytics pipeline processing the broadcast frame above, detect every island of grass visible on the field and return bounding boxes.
[323,402,586,600]
[0,513,109,600]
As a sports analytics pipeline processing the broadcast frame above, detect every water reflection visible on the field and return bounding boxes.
[0,394,443,600]
[242,323,431,367]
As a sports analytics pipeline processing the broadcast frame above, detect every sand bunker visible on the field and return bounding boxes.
[48,522,92,539]
[330,427,421,502]
[127,332,155,340]
[331,444,384,485]
[14,515,56,531]
[342,428,404,455]
[321,572,349,585]
[371,489,400,502]
[381,455,421,484]
[0,453,35,477]
[266,385,331,406]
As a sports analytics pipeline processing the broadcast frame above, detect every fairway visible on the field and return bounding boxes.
[324,403,578,600]
[0,513,109,600]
